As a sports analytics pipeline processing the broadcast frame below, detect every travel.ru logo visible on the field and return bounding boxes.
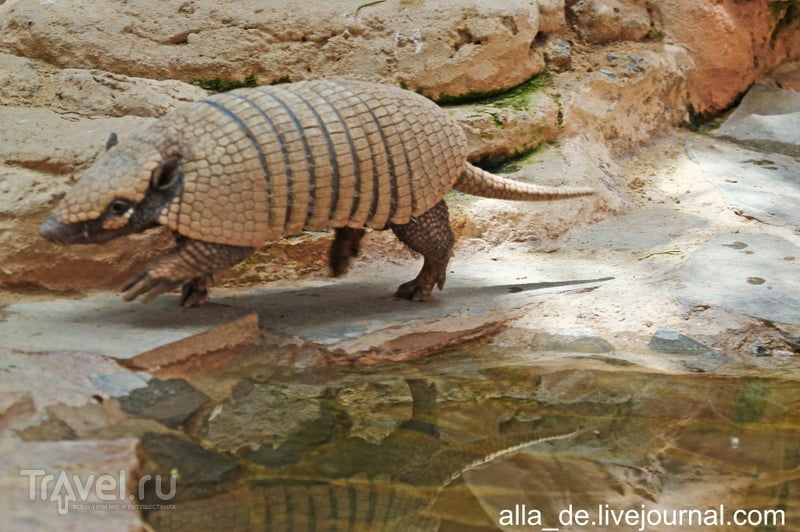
[19,468,177,515]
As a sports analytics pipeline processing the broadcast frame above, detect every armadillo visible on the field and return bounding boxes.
[39,79,593,307]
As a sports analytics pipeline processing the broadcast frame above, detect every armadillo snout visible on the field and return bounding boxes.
[39,215,95,245]
[40,216,70,244]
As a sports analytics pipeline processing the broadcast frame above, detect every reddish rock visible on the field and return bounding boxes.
[567,0,652,43]
[656,0,800,115]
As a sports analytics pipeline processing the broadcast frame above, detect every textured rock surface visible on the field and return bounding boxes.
[675,234,800,325]
[0,0,552,99]
[567,0,652,43]
[655,0,800,115]
[686,135,800,229]
[0,297,258,365]
[447,91,561,166]
[0,438,144,530]
[557,42,692,146]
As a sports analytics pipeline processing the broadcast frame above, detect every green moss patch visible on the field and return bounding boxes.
[472,142,548,173]
[432,72,552,108]
[192,75,260,93]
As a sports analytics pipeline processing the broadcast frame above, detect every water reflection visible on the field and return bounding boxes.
[140,348,799,531]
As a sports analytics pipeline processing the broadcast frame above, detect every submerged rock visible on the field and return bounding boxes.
[118,378,210,429]
[648,329,710,354]
[530,327,614,353]
[202,381,324,452]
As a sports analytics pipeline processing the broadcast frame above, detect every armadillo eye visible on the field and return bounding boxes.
[108,199,133,216]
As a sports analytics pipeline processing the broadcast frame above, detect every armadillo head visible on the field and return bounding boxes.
[40,134,184,245]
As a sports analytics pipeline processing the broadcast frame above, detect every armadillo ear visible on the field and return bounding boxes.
[151,157,183,191]
[106,133,118,151]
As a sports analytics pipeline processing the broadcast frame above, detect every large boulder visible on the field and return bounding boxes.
[566,0,652,43]
[0,0,565,100]
[654,0,800,116]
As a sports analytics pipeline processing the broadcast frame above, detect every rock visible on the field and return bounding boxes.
[0,348,148,414]
[648,329,710,353]
[118,379,210,429]
[536,369,634,405]
[0,107,150,177]
[0,53,207,116]
[0,392,36,433]
[770,60,800,91]
[0,52,40,104]
[239,408,334,468]
[16,413,78,442]
[0,438,144,530]
[202,381,324,452]
[0,297,258,364]
[449,90,560,167]
[88,372,151,398]
[0,250,615,368]
[715,84,800,157]
[654,0,800,115]
[566,0,651,43]
[675,234,800,325]
[530,327,614,353]
[403,1,547,100]
[0,0,550,100]
[565,205,707,255]
[139,432,238,488]
[48,69,208,118]
[536,0,567,34]
[558,43,692,147]
[336,381,413,444]
[686,136,800,230]
[542,37,573,71]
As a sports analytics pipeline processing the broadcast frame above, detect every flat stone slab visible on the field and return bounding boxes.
[0,349,148,412]
[0,438,143,530]
[0,257,615,364]
[565,205,707,255]
[686,136,800,230]
[674,233,800,325]
[0,298,257,364]
[715,83,800,156]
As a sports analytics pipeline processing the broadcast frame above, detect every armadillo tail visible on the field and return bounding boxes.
[454,162,595,201]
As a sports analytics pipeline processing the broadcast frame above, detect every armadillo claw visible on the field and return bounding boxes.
[121,271,182,304]
[180,277,209,308]
[395,263,447,302]
[395,280,432,301]
[395,274,446,302]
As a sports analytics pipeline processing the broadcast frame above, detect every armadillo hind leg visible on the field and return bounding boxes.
[329,227,367,277]
[121,238,256,307]
[389,200,455,302]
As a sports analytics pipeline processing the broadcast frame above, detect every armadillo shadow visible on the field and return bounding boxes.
[218,272,615,354]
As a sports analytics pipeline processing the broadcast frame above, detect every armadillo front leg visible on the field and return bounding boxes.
[121,237,255,307]
[390,200,455,302]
